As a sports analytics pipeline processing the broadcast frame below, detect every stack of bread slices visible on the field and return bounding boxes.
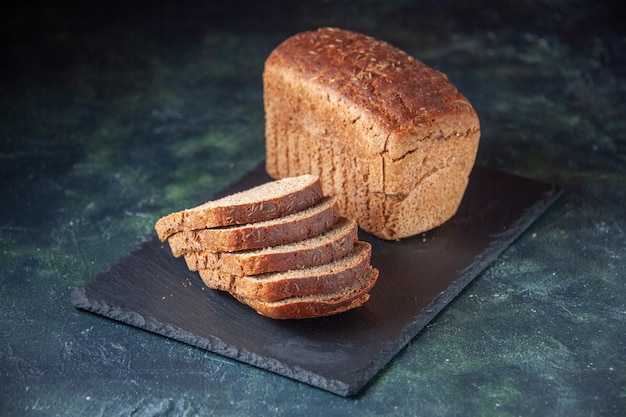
[155,174,378,319]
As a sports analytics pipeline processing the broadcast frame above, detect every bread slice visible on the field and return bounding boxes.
[166,196,339,257]
[155,174,323,241]
[198,241,371,302]
[184,217,357,274]
[233,265,378,319]
[264,28,480,240]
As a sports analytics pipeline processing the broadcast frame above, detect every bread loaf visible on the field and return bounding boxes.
[264,27,480,239]
[166,196,339,257]
[155,174,322,241]
[184,217,357,275]
[198,241,371,302]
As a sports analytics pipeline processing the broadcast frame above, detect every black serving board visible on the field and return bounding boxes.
[71,163,562,396]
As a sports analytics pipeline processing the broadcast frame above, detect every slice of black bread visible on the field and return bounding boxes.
[166,197,339,257]
[198,241,372,302]
[155,174,323,241]
[233,265,379,319]
[184,217,357,275]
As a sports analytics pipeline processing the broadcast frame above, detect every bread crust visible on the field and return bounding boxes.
[264,28,480,239]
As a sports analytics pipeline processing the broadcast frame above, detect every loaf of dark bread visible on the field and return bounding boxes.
[264,27,480,239]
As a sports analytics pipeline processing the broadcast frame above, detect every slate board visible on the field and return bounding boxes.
[71,163,562,396]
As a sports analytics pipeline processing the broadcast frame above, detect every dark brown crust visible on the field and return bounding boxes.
[234,266,378,319]
[184,217,358,275]
[264,27,480,159]
[198,241,371,302]
[166,197,339,257]
[155,175,323,241]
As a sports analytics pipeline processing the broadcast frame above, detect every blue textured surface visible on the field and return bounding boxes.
[1,1,624,415]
